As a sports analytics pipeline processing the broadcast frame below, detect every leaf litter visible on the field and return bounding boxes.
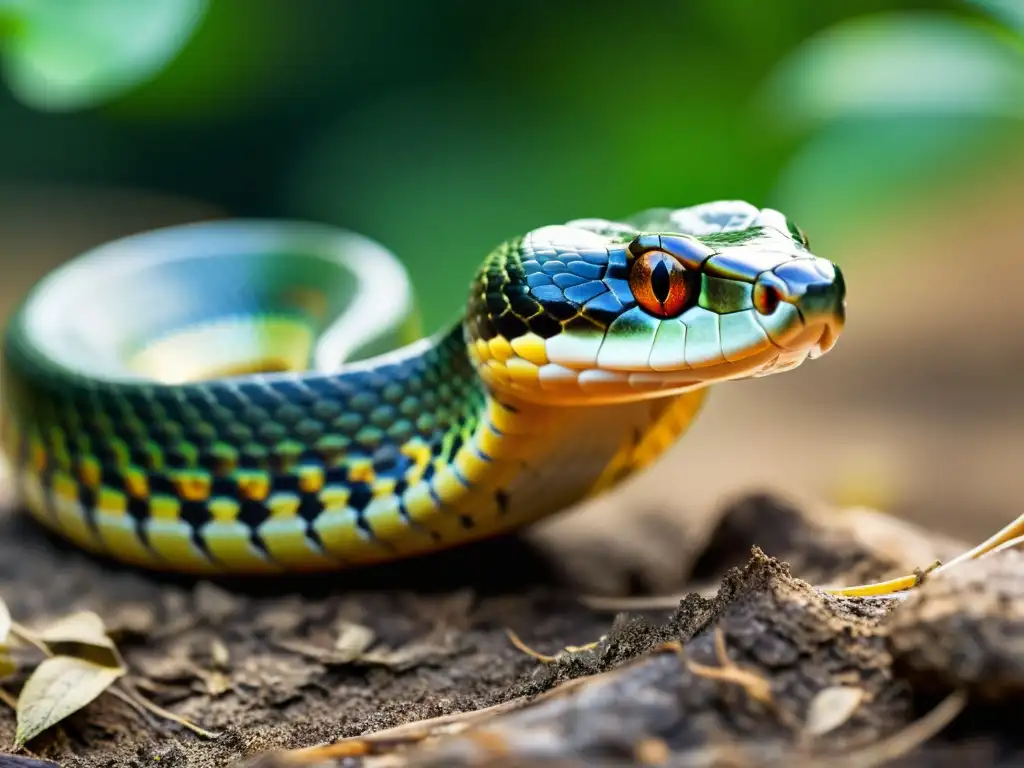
[0,596,217,753]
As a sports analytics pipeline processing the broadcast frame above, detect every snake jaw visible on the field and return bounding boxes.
[810,325,839,359]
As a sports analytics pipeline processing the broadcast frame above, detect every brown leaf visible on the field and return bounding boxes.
[210,638,230,670]
[333,621,375,660]
[201,670,232,698]
[105,603,158,638]
[193,582,241,623]
[358,636,458,672]
[38,611,114,650]
[36,611,121,668]
[14,655,125,747]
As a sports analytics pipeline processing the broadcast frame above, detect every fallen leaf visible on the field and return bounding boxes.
[14,655,125,747]
[39,611,114,650]
[255,596,307,636]
[194,582,241,623]
[0,598,10,647]
[805,685,865,737]
[37,611,121,668]
[333,621,375,660]
[210,638,230,670]
[359,636,458,672]
[200,670,231,698]
[132,647,196,684]
[105,603,158,638]
[271,638,341,663]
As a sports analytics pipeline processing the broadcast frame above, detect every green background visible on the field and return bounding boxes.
[1,0,1021,331]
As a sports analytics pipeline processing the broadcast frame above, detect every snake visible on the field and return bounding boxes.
[0,201,848,577]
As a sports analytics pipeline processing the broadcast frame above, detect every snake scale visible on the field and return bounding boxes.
[0,201,847,577]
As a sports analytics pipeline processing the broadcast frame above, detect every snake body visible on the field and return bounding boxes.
[0,201,846,575]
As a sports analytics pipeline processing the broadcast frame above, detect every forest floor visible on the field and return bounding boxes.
[1,490,1023,768]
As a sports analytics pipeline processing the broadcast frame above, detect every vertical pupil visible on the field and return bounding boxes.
[650,259,671,303]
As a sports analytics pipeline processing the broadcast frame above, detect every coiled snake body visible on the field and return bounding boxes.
[0,201,846,575]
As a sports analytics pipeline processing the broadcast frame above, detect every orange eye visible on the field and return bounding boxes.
[629,251,690,318]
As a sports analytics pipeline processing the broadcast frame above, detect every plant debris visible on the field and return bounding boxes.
[1,492,1023,766]
[803,685,866,738]
[0,596,216,754]
[14,655,125,748]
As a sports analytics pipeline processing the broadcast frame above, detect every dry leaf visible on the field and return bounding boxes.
[14,655,125,747]
[201,670,232,698]
[37,611,121,668]
[0,598,11,648]
[193,582,240,622]
[359,637,456,672]
[805,685,865,737]
[105,603,158,638]
[210,639,230,670]
[39,611,115,650]
[333,621,375,659]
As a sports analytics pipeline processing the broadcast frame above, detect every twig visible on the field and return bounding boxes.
[504,629,558,663]
[107,686,164,731]
[682,627,774,708]
[115,680,220,739]
[504,628,600,663]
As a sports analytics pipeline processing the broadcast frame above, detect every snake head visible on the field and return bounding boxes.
[466,202,846,405]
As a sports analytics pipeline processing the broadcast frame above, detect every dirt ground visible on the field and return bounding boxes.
[2,491,1023,768]
[1,169,1024,766]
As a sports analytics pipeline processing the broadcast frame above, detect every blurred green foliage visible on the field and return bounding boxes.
[0,0,207,111]
[971,0,1024,31]
[0,1,1021,330]
[763,3,1024,233]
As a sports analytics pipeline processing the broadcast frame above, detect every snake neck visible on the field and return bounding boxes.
[442,317,711,532]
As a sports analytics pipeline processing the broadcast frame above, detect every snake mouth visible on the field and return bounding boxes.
[808,322,840,360]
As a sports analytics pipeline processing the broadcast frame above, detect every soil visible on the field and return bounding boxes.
[0,490,1022,768]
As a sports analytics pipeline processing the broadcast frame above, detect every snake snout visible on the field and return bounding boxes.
[766,258,846,357]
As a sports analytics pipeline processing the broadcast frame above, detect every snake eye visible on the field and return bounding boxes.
[629,250,691,318]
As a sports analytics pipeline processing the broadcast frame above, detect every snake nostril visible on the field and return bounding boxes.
[799,280,844,321]
[753,281,780,315]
